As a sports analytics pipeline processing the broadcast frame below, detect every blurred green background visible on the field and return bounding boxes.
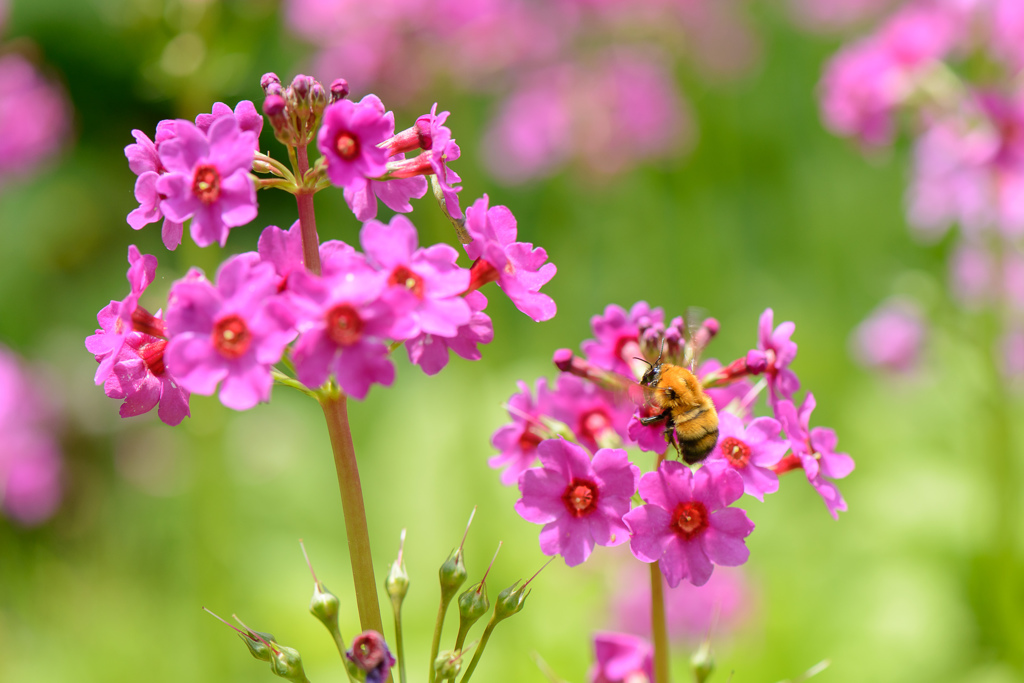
[1,1,1022,682]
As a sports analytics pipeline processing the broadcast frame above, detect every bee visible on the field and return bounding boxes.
[637,353,719,464]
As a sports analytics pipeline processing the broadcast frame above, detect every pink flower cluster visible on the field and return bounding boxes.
[495,303,854,590]
[0,53,71,187]
[90,78,558,424]
[820,0,1024,384]
[284,0,759,183]
[0,345,63,525]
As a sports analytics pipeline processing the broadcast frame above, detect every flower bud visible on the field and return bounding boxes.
[457,583,490,632]
[270,644,310,683]
[330,78,350,103]
[493,581,529,622]
[690,640,714,683]
[239,630,276,662]
[310,82,327,118]
[309,580,340,629]
[439,547,468,602]
[385,558,410,603]
[261,72,281,92]
[434,649,463,680]
[290,73,313,102]
[745,349,767,374]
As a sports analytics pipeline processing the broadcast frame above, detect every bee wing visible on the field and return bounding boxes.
[682,305,710,369]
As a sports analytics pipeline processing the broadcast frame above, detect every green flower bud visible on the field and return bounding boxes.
[385,558,409,603]
[457,583,490,632]
[270,644,310,683]
[434,649,463,680]
[494,581,529,622]
[239,630,276,662]
[439,547,468,602]
[310,581,340,629]
[690,640,714,683]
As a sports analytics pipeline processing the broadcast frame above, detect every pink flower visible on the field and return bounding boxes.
[548,373,633,454]
[490,378,553,486]
[613,566,751,642]
[164,255,295,410]
[318,94,392,189]
[776,394,855,519]
[749,308,799,405]
[156,117,258,248]
[463,195,557,322]
[626,401,671,455]
[85,246,160,385]
[515,439,639,567]
[125,128,186,250]
[360,215,471,338]
[257,221,307,290]
[103,332,191,426]
[195,100,263,148]
[287,260,405,399]
[0,53,70,185]
[589,632,653,683]
[851,298,927,373]
[581,302,664,378]
[623,462,754,587]
[406,290,493,376]
[703,412,787,501]
[698,358,755,422]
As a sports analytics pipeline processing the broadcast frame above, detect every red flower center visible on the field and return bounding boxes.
[192,163,221,204]
[335,131,360,161]
[579,409,611,443]
[212,314,252,359]
[517,427,543,452]
[325,304,364,346]
[388,265,425,298]
[719,437,751,468]
[562,478,599,517]
[671,501,708,540]
[140,339,168,377]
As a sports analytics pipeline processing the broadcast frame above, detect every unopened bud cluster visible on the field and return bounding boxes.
[261,72,329,147]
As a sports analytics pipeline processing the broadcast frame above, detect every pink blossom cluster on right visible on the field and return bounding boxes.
[284,0,761,184]
[820,0,1024,384]
[493,303,854,594]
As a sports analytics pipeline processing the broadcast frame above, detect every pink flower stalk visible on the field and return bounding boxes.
[156,117,259,248]
[749,308,799,405]
[490,378,554,486]
[776,394,855,519]
[581,302,664,378]
[287,260,406,399]
[0,53,70,185]
[318,94,392,189]
[85,246,161,386]
[0,346,63,526]
[613,565,751,642]
[819,4,958,147]
[704,412,787,501]
[463,195,557,322]
[125,129,186,250]
[103,332,191,426]
[164,255,295,410]
[548,373,634,454]
[623,462,754,587]
[515,439,639,567]
[589,632,654,683]
[256,221,365,291]
[851,298,927,373]
[195,100,263,148]
[360,215,471,338]
[406,290,493,375]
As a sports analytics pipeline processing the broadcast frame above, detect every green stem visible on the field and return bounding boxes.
[319,391,385,635]
[427,595,453,683]
[457,619,495,683]
[271,370,317,398]
[650,561,670,683]
[391,599,407,683]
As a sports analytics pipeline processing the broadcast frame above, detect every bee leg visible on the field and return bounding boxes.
[640,410,670,427]
[664,423,682,456]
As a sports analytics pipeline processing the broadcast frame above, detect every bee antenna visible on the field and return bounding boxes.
[655,338,666,366]
[634,357,653,370]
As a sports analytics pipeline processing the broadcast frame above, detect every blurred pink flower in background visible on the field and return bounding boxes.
[0,345,63,526]
[788,0,895,32]
[611,563,751,641]
[999,326,1024,384]
[851,298,928,374]
[950,242,996,308]
[0,53,71,187]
